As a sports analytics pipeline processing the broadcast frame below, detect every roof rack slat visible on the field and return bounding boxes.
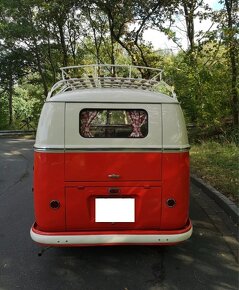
[88,75,97,87]
[47,64,177,100]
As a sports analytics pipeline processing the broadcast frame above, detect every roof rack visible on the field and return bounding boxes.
[47,64,177,100]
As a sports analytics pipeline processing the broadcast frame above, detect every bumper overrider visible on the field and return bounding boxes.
[30,219,192,246]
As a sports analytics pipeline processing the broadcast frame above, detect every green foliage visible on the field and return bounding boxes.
[0,0,237,136]
[13,85,42,130]
[0,93,9,129]
[164,44,232,128]
[191,141,239,203]
[0,70,46,129]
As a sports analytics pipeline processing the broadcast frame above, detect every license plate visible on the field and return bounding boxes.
[95,198,135,222]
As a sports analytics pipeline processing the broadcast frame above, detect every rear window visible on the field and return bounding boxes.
[80,109,148,138]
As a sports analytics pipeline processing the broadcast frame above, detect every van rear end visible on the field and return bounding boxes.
[31,65,192,247]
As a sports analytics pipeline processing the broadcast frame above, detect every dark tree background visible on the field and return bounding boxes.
[0,0,238,139]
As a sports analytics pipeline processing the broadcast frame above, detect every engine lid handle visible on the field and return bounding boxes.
[108,174,120,179]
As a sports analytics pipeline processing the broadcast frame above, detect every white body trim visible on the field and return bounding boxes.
[162,104,189,148]
[35,102,65,149]
[65,103,163,149]
[35,101,189,150]
[30,227,192,245]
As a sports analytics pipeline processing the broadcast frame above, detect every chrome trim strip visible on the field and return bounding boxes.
[34,147,65,153]
[163,147,191,152]
[34,147,190,153]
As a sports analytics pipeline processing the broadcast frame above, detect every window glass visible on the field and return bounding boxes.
[80,109,148,138]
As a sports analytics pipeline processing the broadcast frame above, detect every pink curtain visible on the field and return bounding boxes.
[81,110,98,137]
[127,110,147,137]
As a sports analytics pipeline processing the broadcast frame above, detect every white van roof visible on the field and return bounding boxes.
[48,88,178,104]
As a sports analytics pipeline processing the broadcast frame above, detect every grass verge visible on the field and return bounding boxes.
[190,141,239,204]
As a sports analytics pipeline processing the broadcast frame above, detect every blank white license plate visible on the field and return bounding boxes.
[95,198,135,222]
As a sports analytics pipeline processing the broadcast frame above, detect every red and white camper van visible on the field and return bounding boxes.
[30,64,192,247]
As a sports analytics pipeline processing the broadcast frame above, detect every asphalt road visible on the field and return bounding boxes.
[0,138,238,290]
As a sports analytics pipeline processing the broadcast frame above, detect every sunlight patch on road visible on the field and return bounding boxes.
[4,150,21,156]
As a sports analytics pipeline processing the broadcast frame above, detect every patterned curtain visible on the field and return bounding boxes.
[81,110,98,137]
[127,110,147,137]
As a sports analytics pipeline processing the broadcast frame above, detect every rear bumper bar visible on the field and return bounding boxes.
[30,220,192,246]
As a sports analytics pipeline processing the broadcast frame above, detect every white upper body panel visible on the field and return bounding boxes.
[65,103,162,149]
[162,104,189,149]
[35,102,64,149]
[35,88,189,150]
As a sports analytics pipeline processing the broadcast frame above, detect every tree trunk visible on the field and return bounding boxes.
[183,1,195,52]
[28,8,48,97]
[110,33,116,76]
[231,58,238,126]
[225,0,238,125]
[33,47,49,97]
[8,76,13,126]
[57,20,68,67]
[46,22,56,83]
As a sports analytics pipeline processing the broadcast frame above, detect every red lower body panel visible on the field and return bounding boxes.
[33,151,190,245]
[65,152,162,181]
[65,186,161,231]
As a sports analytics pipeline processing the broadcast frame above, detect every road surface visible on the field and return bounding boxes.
[0,138,238,290]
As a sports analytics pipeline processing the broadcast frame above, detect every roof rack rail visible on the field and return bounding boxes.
[47,64,177,100]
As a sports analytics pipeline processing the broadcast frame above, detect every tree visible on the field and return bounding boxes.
[0,0,237,134]
[0,48,30,125]
[81,0,175,76]
[218,0,238,125]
